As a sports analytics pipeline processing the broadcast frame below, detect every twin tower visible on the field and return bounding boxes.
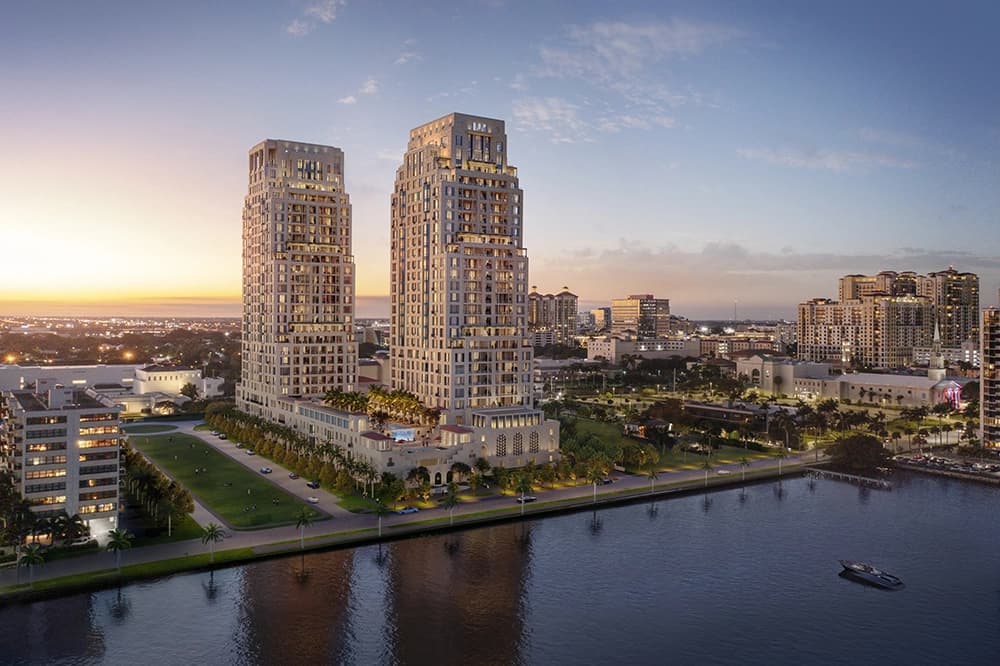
[238,113,534,429]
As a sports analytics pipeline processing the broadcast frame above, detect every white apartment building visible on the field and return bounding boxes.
[1,380,121,533]
[528,286,578,345]
[237,139,357,419]
[133,365,224,398]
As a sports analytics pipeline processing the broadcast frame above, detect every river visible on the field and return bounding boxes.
[2,473,999,665]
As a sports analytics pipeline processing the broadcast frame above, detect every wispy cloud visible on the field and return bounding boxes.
[512,97,590,143]
[516,19,741,139]
[359,77,379,95]
[286,0,345,37]
[337,95,357,105]
[737,146,919,172]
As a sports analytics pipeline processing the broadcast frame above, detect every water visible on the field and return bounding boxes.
[3,473,1000,665]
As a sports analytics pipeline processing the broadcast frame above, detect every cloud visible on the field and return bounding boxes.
[395,51,418,65]
[514,19,740,139]
[360,78,379,95]
[737,146,919,172]
[512,97,590,143]
[337,95,357,105]
[376,148,402,161]
[286,0,345,37]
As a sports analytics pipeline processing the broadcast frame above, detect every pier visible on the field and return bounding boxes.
[805,467,892,490]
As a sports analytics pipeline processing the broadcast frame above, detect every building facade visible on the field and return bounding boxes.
[982,308,1000,447]
[237,140,357,419]
[528,286,578,345]
[611,294,670,339]
[1,381,121,532]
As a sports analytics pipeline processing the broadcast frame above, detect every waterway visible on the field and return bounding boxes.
[2,473,999,665]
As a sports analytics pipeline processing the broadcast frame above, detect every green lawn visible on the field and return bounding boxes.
[193,423,212,431]
[123,424,178,434]
[129,433,327,529]
[129,512,205,547]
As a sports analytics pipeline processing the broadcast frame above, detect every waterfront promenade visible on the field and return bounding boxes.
[0,429,817,597]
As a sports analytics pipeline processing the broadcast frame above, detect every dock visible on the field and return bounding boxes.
[805,467,892,490]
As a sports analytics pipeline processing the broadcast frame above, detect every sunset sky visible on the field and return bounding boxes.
[2,1,999,319]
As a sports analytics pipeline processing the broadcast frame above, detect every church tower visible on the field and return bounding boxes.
[928,322,946,382]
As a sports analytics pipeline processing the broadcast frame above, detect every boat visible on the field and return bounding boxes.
[839,560,904,589]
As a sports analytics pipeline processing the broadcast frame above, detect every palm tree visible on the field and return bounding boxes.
[739,456,751,483]
[646,465,659,494]
[701,459,713,488]
[201,523,225,563]
[443,483,461,524]
[374,500,389,538]
[586,466,605,504]
[19,543,45,587]
[106,528,134,574]
[515,475,533,516]
[295,507,315,552]
[776,447,788,477]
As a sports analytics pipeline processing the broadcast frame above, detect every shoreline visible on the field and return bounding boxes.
[0,462,806,605]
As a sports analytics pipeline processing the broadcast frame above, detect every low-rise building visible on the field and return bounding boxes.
[133,365,224,398]
[586,336,701,364]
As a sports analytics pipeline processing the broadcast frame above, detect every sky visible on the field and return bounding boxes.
[1,0,999,319]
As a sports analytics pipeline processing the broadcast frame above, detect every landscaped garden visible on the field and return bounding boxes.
[123,423,179,434]
[129,433,328,529]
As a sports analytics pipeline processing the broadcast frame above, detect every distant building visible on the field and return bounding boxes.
[133,365,223,398]
[591,307,611,332]
[528,286,578,345]
[611,294,670,339]
[1,380,122,534]
[982,309,1000,448]
[0,364,142,392]
[586,336,701,364]
[799,269,979,368]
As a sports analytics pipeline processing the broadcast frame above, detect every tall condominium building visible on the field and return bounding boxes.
[981,309,1000,448]
[528,286,578,345]
[1,381,121,532]
[390,113,535,425]
[611,294,671,339]
[237,139,357,419]
[838,269,978,346]
[797,294,933,367]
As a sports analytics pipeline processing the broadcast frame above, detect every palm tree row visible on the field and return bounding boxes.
[121,441,195,528]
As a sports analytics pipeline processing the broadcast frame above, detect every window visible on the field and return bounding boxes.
[529,432,539,453]
[497,434,507,457]
[513,433,523,456]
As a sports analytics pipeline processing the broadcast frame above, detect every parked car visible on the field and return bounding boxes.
[235,442,244,449]
[397,506,420,515]
[245,449,256,456]
[67,536,94,547]
[210,431,220,436]
[516,496,538,504]
[288,472,300,480]
[307,496,320,504]
[259,467,273,474]
[218,434,228,440]
[306,480,321,489]
[600,477,614,485]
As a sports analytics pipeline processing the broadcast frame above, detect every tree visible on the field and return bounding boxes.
[473,457,491,478]
[19,543,45,587]
[180,382,200,401]
[201,523,225,563]
[106,528,134,574]
[739,456,751,483]
[295,507,316,569]
[449,462,471,484]
[646,465,658,495]
[701,459,713,488]
[775,447,788,477]
[443,483,461,524]
[515,475,533,516]
[374,500,389,537]
[586,465,605,504]
[825,434,891,473]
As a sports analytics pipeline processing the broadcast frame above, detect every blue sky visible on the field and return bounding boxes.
[1,0,998,318]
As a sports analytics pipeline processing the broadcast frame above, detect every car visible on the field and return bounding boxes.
[259,467,272,474]
[306,480,321,489]
[210,431,220,436]
[307,496,320,504]
[66,536,94,547]
[288,472,299,480]
[397,506,420,515]
[716,469,731,475]
[218,434,228,440]
[245,449,256,456]
[516,496,537,504]
[600,477,614,485]
[235,442,244,449]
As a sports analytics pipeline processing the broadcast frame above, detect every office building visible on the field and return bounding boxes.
[611,294,670,339]
[591,307,611,332]
[237,140,357,419]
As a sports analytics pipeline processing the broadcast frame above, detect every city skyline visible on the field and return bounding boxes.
[3,1,1000,319]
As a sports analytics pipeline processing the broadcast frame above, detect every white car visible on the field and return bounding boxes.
[716,469,731,475]
[307,496,320,504]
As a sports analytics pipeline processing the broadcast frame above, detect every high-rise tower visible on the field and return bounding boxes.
[390,113,532,425]
[982,308,1000,448]
[237,140,357,419]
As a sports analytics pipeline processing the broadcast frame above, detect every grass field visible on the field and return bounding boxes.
[129,433,327,529]
[572,417,776,471]
[123,424,178,434]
